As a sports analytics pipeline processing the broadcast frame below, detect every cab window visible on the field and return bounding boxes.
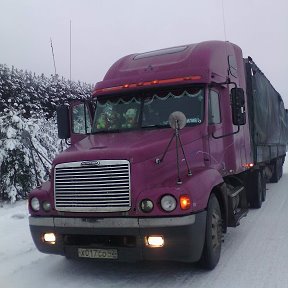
[72,103,91,134]
[208,90,221,124]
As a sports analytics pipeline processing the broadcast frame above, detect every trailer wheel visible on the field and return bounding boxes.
[248,170,263,209]
[278,159,283,179]
[270,159,282,183]
[261,170,267,202]
[199,193,222,270]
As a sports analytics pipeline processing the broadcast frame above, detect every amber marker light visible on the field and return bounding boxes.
[190,75,202,80]
[180,195,191,210]
[92,75,203,95]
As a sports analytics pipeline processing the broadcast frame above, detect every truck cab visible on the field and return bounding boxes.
[29,41,283,269]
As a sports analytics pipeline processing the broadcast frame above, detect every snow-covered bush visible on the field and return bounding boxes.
[0,64,92,202]
[0,108,59,202]
[0,64,93,119]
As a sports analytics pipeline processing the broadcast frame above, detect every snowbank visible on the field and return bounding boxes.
[1,160,288,288]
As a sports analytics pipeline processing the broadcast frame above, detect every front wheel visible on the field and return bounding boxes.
[199,193,222,270]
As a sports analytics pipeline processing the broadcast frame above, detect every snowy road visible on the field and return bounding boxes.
[1,162,288,288]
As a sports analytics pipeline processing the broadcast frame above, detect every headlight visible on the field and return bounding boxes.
[140,199,154,213]
[42,201,51,212]
[31,197,40,211]
[160,195,177,212]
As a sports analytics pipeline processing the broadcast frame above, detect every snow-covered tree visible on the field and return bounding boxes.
[1,109,35,201]
[0,64,93,119]
[0,64,92,202]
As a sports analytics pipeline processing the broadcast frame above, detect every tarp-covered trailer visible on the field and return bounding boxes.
[245,58,288,181]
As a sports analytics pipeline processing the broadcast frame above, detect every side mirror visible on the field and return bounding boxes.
[56,105,71,139]
[168,111,187,130]
[231,88,246,126]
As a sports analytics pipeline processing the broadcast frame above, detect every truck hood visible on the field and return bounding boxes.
[53,126,203,165]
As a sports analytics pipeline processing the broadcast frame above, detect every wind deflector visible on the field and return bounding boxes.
[133,46,188,60]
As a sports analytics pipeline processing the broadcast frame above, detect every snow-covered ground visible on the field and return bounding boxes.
[1,161,288,288]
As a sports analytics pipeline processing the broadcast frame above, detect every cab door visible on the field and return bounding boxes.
[207,89,225,171]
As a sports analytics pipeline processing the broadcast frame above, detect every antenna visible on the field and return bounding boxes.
[69,20,72,82]
[221,0,231,80]
[221,0,227,42]
[50,38,57,75]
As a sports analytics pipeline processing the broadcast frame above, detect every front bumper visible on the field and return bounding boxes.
[29,211,206,263]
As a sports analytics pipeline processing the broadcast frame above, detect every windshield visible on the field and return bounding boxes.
[92,87,204,133]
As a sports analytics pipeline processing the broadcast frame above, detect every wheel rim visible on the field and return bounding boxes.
[211,210,222,249]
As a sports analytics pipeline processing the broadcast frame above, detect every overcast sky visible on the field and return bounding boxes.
[0,0,287,103]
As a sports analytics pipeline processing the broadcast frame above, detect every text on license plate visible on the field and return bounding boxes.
[78,248,118,259]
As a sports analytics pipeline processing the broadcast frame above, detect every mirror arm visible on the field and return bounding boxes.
[212,125,240,139]
[209,78,238,90]
[210,79,245,137]
[65,138,71,146]
[228,80,238,90]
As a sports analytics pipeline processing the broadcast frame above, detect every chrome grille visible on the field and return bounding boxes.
[54,160,131,212]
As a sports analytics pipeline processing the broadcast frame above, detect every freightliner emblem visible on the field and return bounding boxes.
[81,160,101,166]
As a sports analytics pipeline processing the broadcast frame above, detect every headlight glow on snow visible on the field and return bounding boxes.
[31,197,40,211]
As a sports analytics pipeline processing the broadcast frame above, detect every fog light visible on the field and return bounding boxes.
[43,233,56,244]
[31,197,40,211]
[145,236,164,247]
[42,201,51,212]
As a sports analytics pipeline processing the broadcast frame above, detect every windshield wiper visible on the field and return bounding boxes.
[91,129,121,134]
[141,124,169,129]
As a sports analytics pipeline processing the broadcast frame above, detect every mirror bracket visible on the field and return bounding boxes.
[212,125,240,139]
[156,112,192,185]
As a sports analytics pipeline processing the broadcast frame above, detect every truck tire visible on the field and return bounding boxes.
[261,170,267,202]
[278,159,283,179]
[199,193,222,270]
[248,170,263,209]
[270,159,281,183]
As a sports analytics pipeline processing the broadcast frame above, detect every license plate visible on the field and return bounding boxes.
[78,248,118,259]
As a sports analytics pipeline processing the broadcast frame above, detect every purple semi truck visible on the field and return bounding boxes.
[28,40,288,269]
